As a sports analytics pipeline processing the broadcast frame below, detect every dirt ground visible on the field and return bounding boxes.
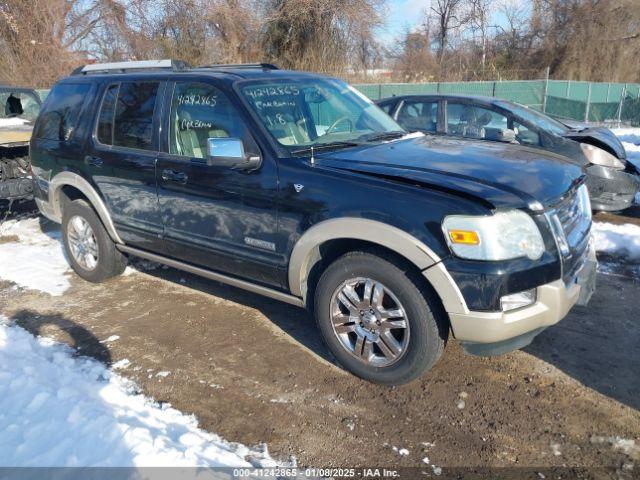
[1,201,639,477]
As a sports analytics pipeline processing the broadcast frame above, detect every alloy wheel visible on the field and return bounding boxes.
[67,215,99,271]
[330,277,410,367]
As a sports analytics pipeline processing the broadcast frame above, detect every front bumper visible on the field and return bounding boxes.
[449,241,597,355]
[585,165,639,212]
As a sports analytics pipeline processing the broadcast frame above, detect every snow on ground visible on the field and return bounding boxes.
[0,217,149,296]
[612,128,640,204]
[0,317,281,467]
[593,222,640,260]
[0,217,71,296]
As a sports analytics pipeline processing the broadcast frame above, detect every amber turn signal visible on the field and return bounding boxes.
[448,230,480,245]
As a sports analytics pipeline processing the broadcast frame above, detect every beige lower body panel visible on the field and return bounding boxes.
[448,279,581,344]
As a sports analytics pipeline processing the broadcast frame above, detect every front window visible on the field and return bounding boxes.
[495,100,568,136]
[240,78,404,150]
[169,82,256,159]
[446,103,508,140]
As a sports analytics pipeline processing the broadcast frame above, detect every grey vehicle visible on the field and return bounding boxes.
[377,94,639,212]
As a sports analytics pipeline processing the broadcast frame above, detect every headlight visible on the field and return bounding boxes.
[580,143,624,169]
[442,210,545,261]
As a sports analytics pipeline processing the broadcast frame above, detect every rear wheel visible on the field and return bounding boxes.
[62,199,127,282]
[314,251,447,385]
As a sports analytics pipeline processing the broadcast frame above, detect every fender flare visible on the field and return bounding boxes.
[47,171,123,244]
[287,217,468,314]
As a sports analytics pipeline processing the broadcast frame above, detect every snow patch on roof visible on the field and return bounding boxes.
[0,117,30,127]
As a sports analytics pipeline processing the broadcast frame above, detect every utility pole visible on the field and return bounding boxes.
[584,83,592,123]
[542,66,550,112]
[617,84,627,125]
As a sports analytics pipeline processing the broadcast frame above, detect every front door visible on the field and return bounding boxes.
[156,79,282,287]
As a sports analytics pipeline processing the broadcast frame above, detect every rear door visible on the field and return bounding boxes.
[87,79,166,251]
[31,82,94,187]
[156,78,282,287]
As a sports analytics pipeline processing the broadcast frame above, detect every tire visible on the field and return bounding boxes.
[61,198,127,283]
[314,251,447,385]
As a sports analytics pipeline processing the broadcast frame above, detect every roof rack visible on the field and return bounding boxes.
[72,59,191,75]
[198,63,279,70]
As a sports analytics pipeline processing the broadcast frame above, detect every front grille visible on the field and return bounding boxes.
[547,184,592,284]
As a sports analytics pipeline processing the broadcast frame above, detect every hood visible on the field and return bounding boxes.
[563,127,627,160]
[314,135,583,210]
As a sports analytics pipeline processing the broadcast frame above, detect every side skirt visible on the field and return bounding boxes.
[116,244,305,308]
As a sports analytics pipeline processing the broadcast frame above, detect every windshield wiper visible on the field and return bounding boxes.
[291,141,362,156]
[356,131,406,143]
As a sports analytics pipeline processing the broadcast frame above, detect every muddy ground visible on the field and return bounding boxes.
[1,201,639,477]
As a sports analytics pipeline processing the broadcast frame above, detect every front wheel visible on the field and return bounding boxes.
[314,251,447,385]
[62,198,127,283]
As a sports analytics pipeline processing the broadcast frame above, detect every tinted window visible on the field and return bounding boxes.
[97,84,118,145]
[112,82,159,150]
[495,100,567,136]
[169,82,254,158]
[378,102,393,114]
[514,120,541,146]
[446,103,508,140]
[35,83,89,141]
[396,100,437,132]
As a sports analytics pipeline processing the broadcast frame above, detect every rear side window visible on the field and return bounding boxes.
[396,100,438,132]
[35,83,90,141]
[97,81,159,150]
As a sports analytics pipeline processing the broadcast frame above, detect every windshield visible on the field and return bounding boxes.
[0,90,41,123]
[240,78,404,150]
[495,100,568,136]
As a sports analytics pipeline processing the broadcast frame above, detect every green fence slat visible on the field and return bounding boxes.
[493,80,544,107]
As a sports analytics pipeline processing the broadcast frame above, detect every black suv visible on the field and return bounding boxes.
[31,61,596,385]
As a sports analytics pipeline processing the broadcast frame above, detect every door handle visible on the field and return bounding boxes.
[161,169,188,184]
[84,155,103,167]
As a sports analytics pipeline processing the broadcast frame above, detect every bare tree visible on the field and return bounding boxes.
[430,0,469,62]
[264,0,384,74]
[0,0,100,86]
[392,24,438,81]
[468,0,495,75]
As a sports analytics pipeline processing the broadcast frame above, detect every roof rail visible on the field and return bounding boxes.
[72,59,191,75]
[198,63,279,70]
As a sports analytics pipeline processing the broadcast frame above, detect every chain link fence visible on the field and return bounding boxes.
[355,80,640,126]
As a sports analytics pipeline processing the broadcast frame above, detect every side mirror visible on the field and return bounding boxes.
[498,128,517,143]
[206,137,261,170]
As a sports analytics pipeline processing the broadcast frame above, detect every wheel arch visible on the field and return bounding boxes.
[48,171,123,244]
[288,218,468,315]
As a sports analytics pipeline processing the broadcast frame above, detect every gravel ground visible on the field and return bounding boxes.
[1,202,639,477]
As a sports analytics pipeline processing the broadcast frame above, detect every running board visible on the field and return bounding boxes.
[116,244,305,308]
